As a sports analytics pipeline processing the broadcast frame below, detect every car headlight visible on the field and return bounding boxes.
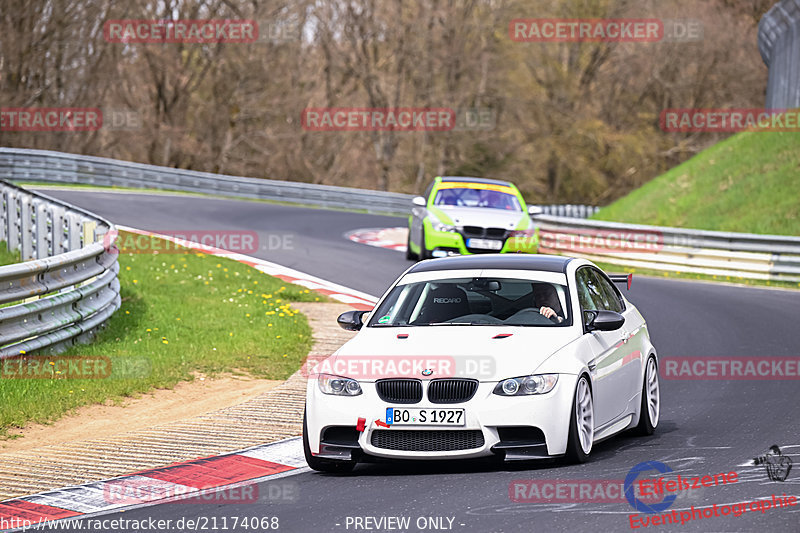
[493,374,558,396]
[431,221,456,232]
[317,374,362,396]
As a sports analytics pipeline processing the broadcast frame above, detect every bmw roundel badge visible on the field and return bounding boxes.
[421,369,433,376]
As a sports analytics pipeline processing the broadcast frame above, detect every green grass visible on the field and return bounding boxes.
[0,232,321,436]
[593,131,800,236]
[0,242,20,266]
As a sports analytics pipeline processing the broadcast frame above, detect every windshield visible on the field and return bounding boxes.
[368,277,571,327]
[433,187,521,211]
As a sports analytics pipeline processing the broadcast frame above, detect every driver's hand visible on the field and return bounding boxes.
[539,306,563,322]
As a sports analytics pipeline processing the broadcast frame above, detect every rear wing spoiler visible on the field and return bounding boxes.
[609,273,633,290]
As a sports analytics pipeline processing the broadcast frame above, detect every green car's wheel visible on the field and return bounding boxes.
[419,227,432,260]
[405,228,418,260]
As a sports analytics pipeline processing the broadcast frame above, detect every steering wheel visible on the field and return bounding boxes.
[504,308,559,326]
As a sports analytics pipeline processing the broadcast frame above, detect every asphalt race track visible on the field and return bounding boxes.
[41,189,800,532]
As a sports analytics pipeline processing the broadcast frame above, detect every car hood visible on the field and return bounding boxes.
[323,326,579,382]
[432,206,529,230]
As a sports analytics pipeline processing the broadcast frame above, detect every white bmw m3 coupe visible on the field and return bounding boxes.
[303,254,660,472]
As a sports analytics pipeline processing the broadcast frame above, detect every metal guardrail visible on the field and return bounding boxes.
[0,148,415,216]
[0,180,120,357]
[6,147,793,285]
[534,215,800,283]
[532,204,599,218]
[759,0,800,109]
[0,148,598,218]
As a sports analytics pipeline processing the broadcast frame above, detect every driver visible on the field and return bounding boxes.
[533,283,564,323]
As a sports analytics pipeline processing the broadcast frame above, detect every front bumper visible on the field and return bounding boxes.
[305,377,576,461]
[424,226,538,256]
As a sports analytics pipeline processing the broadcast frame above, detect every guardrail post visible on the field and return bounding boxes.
[19,193,34,260]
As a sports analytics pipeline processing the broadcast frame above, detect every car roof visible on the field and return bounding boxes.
[407,254,573,274]
[437,176,515,187]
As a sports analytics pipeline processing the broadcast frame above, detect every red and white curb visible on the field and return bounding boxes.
[346,227,407,253]
[119,226,378,311]
[0,438,305,531]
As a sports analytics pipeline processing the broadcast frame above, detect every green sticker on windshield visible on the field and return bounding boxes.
[378,315,391,324]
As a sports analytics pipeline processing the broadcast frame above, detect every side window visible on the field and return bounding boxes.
[589,269,624,313]
[575,268,600,311]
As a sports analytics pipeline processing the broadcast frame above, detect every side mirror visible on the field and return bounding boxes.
[584,310,625,332]
[412,196,427,207]
[337,310,369,331]
[527,205,543,216]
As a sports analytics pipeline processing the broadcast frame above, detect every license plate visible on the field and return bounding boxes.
[386,408,465,426]
[466,238,502,250]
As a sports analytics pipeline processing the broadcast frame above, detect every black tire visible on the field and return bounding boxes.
[419,227,432,260]
[405,227,418,261]
[635,356,660,436]
[565,375,593,464]
[302,409,356,473]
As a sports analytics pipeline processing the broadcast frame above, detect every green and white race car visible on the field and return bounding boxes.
[406,176,539,260]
